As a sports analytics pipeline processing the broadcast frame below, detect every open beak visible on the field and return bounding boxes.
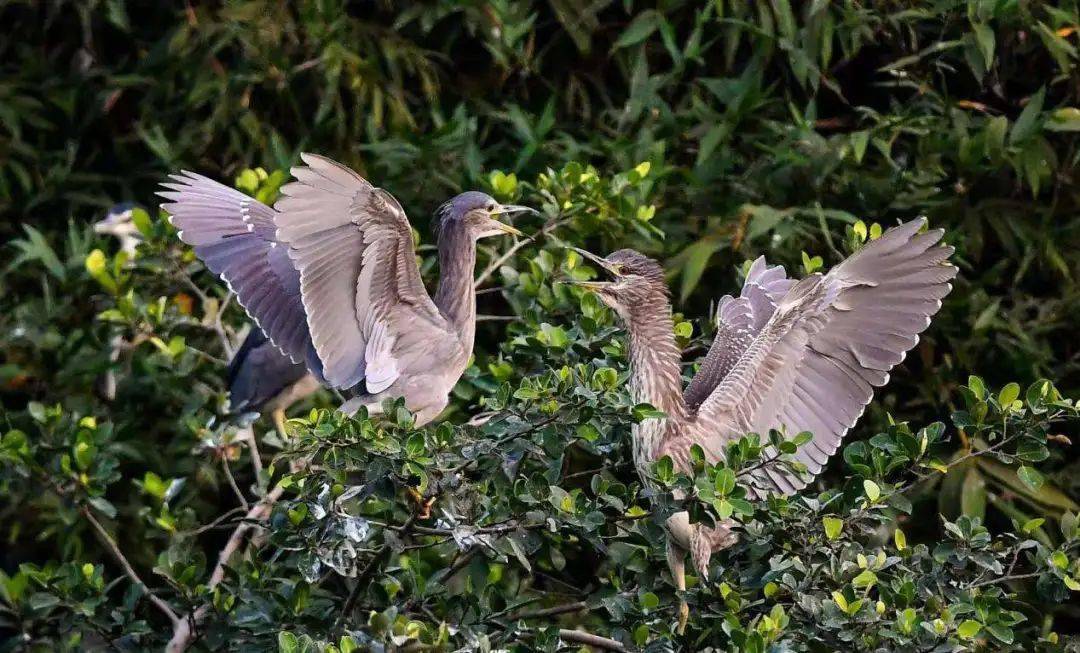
[489,220,524,237]
[565,246,618,289]
[487,204,535,237]
[569,247,620,274]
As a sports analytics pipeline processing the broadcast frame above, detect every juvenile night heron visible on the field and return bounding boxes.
[159,154,533,426]
[571,218,956,631]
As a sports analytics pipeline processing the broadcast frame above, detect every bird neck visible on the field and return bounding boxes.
[433,224,478,351]
[623,290,688,423]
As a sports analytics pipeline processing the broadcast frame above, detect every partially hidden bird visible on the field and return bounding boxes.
[226,327,320,437]
[158,153,534,427]
[570,218,956,632]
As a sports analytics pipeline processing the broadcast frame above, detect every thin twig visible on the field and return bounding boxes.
[475,218,569,287]
[165,482,287,652]
[220,456,249,510]
[431,546,481,585]
[965,572,1042,590]
[238,425,263,479]
[81,507,180,626]
[508,600,588,621]
[178,506,246,536]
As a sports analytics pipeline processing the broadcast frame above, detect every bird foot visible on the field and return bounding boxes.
[406,487,435,519]
[676,599,689,635]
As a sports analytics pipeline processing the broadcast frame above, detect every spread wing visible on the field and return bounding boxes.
[158,172,323,377]
[683,257,794,410]
[274,153,455,391]
[664,219,956,496]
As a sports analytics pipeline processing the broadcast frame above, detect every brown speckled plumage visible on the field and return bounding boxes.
[574,221,957,627]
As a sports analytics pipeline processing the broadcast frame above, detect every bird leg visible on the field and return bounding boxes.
[271,408,288,440]
[406,487,436,519]
[666,539,689,635]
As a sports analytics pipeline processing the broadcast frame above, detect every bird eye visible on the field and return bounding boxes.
[486,203,496,212]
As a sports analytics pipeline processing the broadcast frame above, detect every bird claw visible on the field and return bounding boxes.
[676,599,689,635]
[406,487,435,519]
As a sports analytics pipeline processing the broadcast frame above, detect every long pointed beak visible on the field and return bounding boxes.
[493,204,539,218]
[569,246,618,274]
[491,221,524,237]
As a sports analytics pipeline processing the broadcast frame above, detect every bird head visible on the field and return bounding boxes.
[568,247,668,318]
[94,202,139,239]
[434,191,535,241]
[95,203,142,256]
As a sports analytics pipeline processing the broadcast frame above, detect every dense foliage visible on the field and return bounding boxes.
[3,1,1080,651]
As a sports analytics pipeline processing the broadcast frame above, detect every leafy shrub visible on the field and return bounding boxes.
[2,166,1079,651]
[3,1,1080,650]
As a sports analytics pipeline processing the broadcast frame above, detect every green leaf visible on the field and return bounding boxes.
[85,249,107,276]
[957,619,982,639]
[1010,87,1045,145]
[986,623,1014,644]
[894,527,907,550]
[1017,465,1045,491]
[639,591,660,611]
[278,631,299,653]
[1046,107,1080,132]
[972,23,995,68]
[614,11,662,48]
[968,375,987,400]
[831,591,848,612]
[1022,518,1045,533]
[863,479,881,502]
[823,516,843,540]
[998,382,1020,407]
[131,207,154,238]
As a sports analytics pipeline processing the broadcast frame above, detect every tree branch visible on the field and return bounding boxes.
[81,507,179,626]
[165,482,286,652]
[475,218,568,287]
[557,629,627,652]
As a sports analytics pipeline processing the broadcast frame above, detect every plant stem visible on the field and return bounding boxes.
[81,507,180,626]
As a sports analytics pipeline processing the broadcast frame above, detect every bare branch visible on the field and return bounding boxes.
[165,482,287,652]
[557,629,627,652]
[82,507,179,626]
[220,455,249,510]
[475,218,569,287]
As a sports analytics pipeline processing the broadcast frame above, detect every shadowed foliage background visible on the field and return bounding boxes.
[2,1,1080,651]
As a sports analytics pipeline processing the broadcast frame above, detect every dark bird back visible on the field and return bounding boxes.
[226,329,310,415]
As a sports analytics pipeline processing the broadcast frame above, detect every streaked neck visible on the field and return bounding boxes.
[623,291,687,423]
[433,224,477,352]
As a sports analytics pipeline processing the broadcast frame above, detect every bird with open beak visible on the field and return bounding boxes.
[159,154,536,428]
[567,220,955,633]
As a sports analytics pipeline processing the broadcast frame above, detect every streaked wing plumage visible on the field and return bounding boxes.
[275,153,454,390]
[158,172,320,375]
[683,256,794,409]
[665,219,957,496]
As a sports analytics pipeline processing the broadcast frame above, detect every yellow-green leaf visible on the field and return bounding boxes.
[823,516,843,540]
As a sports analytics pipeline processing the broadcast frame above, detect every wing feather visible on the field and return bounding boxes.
[157,172,317,374]
[667,219,956,496]
[274,153,453,390]
[683,256,795,409]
